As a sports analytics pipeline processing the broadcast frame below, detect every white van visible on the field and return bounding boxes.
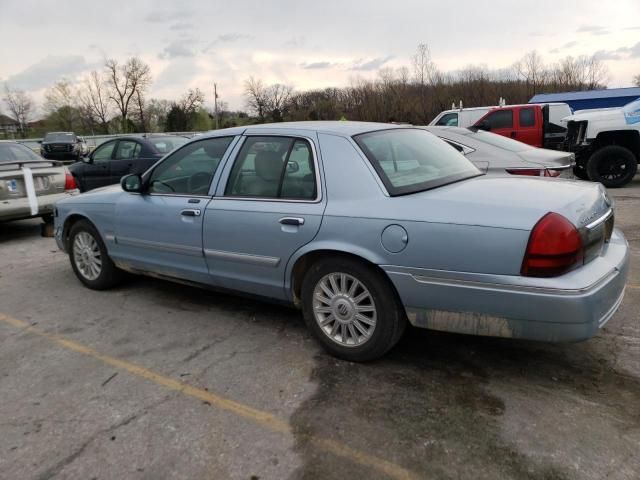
[429,107,498,128]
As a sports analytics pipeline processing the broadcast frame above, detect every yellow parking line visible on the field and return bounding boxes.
[0,313,416,480]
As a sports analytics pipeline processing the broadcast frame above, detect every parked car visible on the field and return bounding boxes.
[0,141,78,223]
[53,122,628,362]
[68,135,189,192]
[473,103,572,150]
[429,106,497,128]
[564,97,640,187]
[423,126,574,177]
[40,132,84,162]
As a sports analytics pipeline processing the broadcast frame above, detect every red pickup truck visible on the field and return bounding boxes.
[473,103,572,150]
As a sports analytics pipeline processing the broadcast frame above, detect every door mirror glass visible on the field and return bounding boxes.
[121,174,143,193]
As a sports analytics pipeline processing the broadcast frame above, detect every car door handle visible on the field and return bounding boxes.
[181,209,201,217]
[279,217,305,226]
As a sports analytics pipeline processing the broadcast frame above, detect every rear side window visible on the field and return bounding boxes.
[354,129,480,196]
[483,110,513,129]
[225,136,317,200]
[519,108,535,127]
[435,113,458,126]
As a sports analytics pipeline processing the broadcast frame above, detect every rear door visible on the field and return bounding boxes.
[515,106,542,147]
[203,132,325,300]
[111,139,143,185]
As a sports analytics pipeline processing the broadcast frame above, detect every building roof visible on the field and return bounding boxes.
[530,87,640,103]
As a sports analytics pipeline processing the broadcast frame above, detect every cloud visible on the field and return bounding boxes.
[202,33,253,53]
[576,25,610,35]
[284,36,306,48]
[591,42,640,61]
[302,61,334,70]
[145,10,193,23]
[5,55,89,90]
[624,26,640,30]
[592,50,623,61]
[154,58,202,90]
[350,56,394,71]
[549,40,578,54]
[169,22,193,31]
[159,40,195,59]
[615,41,640,58]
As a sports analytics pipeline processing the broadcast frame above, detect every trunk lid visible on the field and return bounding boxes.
[0,160,66,201]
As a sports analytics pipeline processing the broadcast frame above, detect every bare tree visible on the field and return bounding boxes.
[178,88,205,114]
[44,79,77,131]
[244,77,269,121]
[105,57,152,132]
[635,74,640,87]
[265,83,293,121]
[513,51,547,95]
[3,85,34,138]
[78,71,112,133]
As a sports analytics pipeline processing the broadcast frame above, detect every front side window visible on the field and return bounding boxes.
[149,137,234,195]
[483,110,513,129]
[435,113,459,127]
[354,128,480,196]
[93,141,116,162]
[225,136,317,200]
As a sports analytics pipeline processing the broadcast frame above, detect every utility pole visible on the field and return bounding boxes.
[213,83,219,130]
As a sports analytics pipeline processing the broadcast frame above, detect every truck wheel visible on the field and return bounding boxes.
[301,257,406,362]
[586,145,638,188]
[572,164,589,180]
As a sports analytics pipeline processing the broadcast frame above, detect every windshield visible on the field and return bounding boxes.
[0,143,42,163]
[466,129,530,152]
[623,98,640,125]
[354,128,481,196]
[149,136,189,154]
[44,132,76,142]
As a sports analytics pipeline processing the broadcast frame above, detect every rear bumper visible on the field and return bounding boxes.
[0,192,77,223]
[383,228,630,342]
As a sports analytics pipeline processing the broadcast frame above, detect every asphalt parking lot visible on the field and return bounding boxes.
[1,179,639,480]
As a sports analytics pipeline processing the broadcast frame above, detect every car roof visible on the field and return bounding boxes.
[200,121,407,138]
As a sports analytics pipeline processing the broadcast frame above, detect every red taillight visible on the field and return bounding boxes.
[506,168,562,177]
[506,168,544,176]
[521,212,584,277]
[64,169,77,191]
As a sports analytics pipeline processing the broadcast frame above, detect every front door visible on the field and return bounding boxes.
[204,134,325,300]
[515,106,541,147]
[83,140,116,190]
[112,136,236,283]
[480,109,515,141]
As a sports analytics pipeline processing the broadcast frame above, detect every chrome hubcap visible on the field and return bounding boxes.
[312,273,377,347]
[73,232,102,281]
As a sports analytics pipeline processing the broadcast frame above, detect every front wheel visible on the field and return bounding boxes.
[586,145,638,188]
[68,220,122,289]
[301,257,406,362]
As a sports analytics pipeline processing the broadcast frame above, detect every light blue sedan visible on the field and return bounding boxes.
[54,122,629,361]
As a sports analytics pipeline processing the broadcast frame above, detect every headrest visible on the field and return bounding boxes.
[255,151,283,181]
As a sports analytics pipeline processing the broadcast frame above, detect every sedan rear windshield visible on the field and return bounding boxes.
[0,143,42,162]
[354,128,481,195]
[149,136,189,154]
[467,129,530,152]
[44,133,76,142]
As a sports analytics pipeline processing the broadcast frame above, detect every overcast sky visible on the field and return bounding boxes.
[1,0,639,114]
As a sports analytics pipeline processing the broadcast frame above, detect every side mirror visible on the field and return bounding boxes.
[475,121,491,131]
[121,174,143,193]
[82,154,93,164]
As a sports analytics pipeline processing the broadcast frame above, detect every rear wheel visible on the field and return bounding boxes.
[68,220,122,289]
[586,145,638,188]
[301,257,406,362]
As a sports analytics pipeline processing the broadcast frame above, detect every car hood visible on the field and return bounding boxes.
[563,109,623,123]
[393,176,611,231]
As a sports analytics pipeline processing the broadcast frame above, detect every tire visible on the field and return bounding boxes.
[301,257,406,362]
[573,164,589,180]
[68,220,122,290]
[586,145,638,188]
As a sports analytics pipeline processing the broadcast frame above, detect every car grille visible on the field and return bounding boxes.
[46,143,73,152]
[565,121,587,146]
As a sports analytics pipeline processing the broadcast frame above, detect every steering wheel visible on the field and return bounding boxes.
[188,171,212,195]
[150,180,175,193]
